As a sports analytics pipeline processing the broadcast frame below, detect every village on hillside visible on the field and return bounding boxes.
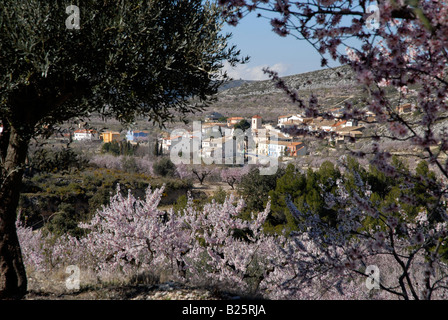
[0,103,413,165]
[154,102,413,164]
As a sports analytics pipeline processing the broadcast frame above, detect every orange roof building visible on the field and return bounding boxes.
[227,117,244,126]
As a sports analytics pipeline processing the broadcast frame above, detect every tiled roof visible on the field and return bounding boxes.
[74,129,96,133]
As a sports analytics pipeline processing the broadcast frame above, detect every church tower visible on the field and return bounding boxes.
[252,115,262,130]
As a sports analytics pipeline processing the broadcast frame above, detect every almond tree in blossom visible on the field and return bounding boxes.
[191,164,218,185]
[278,157,448,299]
[220,165,251,189]
[217,0,448,299]
[17,184,284,296]
[18,172,448,299]
[175,162,191,180]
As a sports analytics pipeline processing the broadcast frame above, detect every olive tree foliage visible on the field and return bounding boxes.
[0,0,244,298]
[0,0,242,128]
[217,0,448,299]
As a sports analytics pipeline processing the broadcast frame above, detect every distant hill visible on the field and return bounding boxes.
[219,65,356,97]
[218,79,258,91]
[205,65,361,122]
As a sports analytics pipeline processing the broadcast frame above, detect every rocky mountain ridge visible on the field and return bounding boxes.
[204,65,360,121]
[219,65,356,97]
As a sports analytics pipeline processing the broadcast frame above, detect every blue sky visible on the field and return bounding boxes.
[221,12,341,81]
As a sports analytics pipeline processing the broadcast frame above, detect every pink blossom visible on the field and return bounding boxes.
[357,70,375,85]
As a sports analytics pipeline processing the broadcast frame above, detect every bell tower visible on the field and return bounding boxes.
[252,115,262,130]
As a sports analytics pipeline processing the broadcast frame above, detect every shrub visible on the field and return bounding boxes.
[153,158,176,177]
[45,203,88,238]
[101,140,138,156]
[27,145,88,176]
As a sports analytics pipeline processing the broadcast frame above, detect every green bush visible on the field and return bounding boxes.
[19,167,193,236]
[173,194,189,213]
[153,157,176,177]
[208,187,227,204]
[121,156,138,173]
[102,140,138,156]
[237,166,285,214]
[27,145,88,175]
[45,203,88,238]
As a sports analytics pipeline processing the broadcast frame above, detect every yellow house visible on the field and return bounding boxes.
[100,131,121,143]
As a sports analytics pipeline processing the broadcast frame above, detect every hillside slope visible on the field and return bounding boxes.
[204,65,361,122]
[220,65,355,97]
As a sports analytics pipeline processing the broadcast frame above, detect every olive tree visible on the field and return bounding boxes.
[0,0,244,298]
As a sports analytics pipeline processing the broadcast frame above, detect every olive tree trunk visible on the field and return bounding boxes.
[0,125,30,299]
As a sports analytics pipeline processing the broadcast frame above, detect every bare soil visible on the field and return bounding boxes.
[24,270,243,300]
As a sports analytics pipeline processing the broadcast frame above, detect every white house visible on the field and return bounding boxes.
[258,139,306,158]
[319,120,337,132]
[309,119,337,132]
[268,141,291,158]
[257,139,270,156]
[201,122,226,136]
[161,135,182,154]
[345,119,358,127]
[201,136,240,163]
[277,114,304,125]
[329,108,343,117]
[73,129,97,141]
[164,134,202,161]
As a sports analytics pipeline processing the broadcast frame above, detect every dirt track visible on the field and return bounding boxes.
[191,181,236,197]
